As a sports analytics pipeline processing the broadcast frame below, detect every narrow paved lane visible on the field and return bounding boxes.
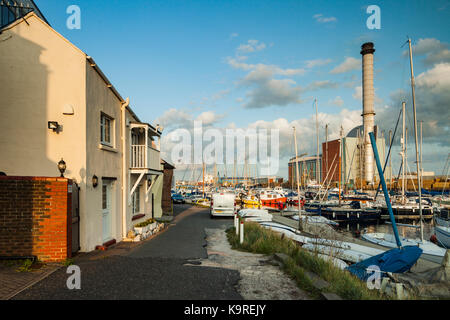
[14,205,242,300]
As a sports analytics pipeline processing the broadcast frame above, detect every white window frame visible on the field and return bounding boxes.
[100,113,114,147]
[132,185,141,215]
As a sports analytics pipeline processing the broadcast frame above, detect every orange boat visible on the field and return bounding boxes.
[259,190,287,209]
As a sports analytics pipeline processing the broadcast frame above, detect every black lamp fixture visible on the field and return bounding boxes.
[92,175,99,188]
[57,158,66,177]
[48,121,60,132]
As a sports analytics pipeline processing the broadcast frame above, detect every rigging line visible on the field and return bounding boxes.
[406,161,417,192]
[374,106,403,199]
[344,144,357,186]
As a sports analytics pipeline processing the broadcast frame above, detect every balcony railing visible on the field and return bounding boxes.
[131,145,160,171]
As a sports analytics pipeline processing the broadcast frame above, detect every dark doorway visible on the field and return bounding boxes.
[71,183,80,254]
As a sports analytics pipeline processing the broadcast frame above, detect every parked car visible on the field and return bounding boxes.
[210,192,236,218]
[172,193,185,204]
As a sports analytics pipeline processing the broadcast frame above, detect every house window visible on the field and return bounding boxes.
[132,186,141,214]
[102,185,107,209]
[100,113,114,146]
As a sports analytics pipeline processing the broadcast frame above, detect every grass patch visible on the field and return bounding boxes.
[63,258,75,267]
[16,259,34,272]
[227,222,388,300]
[134,218,156,228]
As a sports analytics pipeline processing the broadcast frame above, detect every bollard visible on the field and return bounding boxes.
[239,220,244,244]
[235,213,239,235]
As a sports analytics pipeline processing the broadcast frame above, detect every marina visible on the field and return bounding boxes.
[170,38,450,299]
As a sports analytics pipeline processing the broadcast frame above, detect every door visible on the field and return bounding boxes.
[71,183,80,254]
[102,182,112,242]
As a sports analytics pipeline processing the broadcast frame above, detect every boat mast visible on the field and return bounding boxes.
[420,120,423,177]
[389,130,393,190]
[339,125,343,206]
[325,124,329,182]
[315,98,320,184]
[214,162,217,189]
[401,101,406,202]
[408,38,424,242]
[293,127,303,231]
[202,162,205,198]
[233,159,236,188]
[359,128,363,192]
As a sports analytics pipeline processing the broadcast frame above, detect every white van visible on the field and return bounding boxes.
[210,192,236,218]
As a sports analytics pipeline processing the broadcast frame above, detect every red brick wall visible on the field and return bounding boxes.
[322,139,340,183]
[0,177,72,262]
[162,168,174,214]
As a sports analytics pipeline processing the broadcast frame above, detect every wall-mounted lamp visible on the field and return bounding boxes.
[48,121,61,132]
[92,175,98,188]
[57,158,66,177]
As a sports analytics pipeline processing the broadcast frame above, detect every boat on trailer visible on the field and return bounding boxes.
[434,225,450,249]
[361,232,446,264]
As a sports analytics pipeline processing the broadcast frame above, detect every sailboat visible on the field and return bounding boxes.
[434,225,450,249]
[363,38,446,264]
[377,102,434,220]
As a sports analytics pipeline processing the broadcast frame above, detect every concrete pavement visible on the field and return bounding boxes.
[13,205,242,300]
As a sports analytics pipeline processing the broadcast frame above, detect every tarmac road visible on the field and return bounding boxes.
[13,205,241,300]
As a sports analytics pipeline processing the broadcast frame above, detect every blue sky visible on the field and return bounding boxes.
[36,0,450,178]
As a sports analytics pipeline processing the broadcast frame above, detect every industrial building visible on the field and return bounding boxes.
[321,125,387,189]
[288,155,322,188]
[288,42,391,190]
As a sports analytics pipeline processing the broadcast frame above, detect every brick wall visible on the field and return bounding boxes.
[162,168,174,214]
[322,139,340,183]
[0,177,72,262]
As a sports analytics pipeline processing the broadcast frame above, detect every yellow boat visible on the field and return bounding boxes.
[243,195,260,206]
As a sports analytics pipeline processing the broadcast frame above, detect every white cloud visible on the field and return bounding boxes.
[196,111,224,125]
[305,80,339,91]
[156,108,224,130]
[377,62,450,159]
[352,86,362,101]
[329,96,344,107]
[229,32,239,40]
[237,39,267,53]
[211,89,230,101]
[242,78,303,109]
[305,58,333,68]
[313,13,337,23]
[226,58,306,109]
[406,38,450,66]
[330,57,360,74]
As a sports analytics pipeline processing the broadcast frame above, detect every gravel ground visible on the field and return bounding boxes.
[185,228,311,300]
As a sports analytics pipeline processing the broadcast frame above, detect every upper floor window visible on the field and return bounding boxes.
[100,113,114,146]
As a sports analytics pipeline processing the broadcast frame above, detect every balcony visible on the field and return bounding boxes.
[131,144,160,173]
[129,122,162,175]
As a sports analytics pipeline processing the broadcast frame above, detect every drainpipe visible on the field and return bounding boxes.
[121,98,130,239]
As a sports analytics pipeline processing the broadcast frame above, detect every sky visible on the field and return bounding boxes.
[36,0,450,180]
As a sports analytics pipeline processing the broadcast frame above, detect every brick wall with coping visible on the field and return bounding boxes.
[0,176,72,262]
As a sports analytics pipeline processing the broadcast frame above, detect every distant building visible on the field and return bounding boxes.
[321,125,388,188]
[288,155,322,187]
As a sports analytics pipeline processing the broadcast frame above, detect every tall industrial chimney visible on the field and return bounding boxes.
[360,42,376,184]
